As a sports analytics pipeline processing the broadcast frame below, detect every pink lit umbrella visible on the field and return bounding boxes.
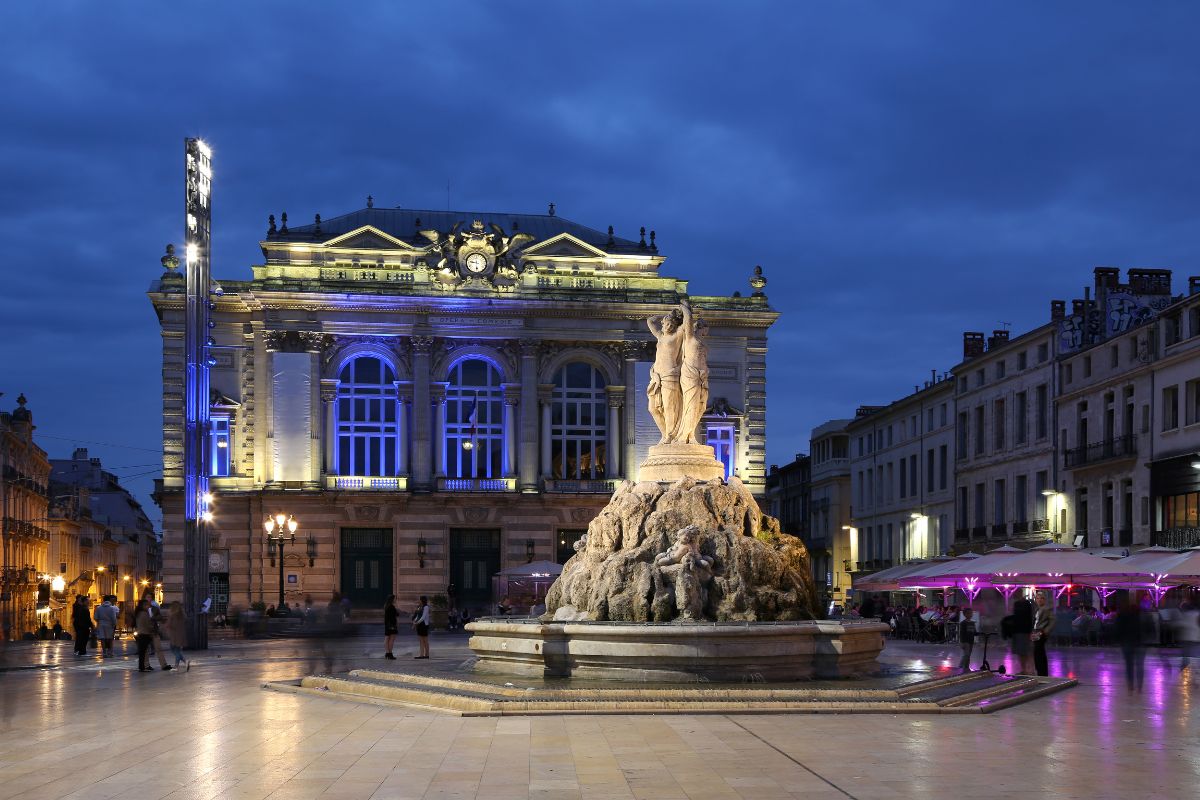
[897,553,980,606]
[1158,548,1200,587]
[985,542,1147,602]
[900,545,1025,604]
[851,559,931,593]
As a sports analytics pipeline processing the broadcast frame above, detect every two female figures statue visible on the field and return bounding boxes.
[646,298,709,445]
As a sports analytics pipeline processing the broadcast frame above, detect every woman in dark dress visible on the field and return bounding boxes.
[383,595,398,660]
[413,595,430,659]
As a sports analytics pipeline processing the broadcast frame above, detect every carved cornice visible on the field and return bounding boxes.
[621,340,649,360]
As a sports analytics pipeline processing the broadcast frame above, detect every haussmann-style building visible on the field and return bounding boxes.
[149,202,777,616]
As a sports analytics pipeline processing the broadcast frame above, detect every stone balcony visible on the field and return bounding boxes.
[324,476,408,491]
[542,478,617,494]
[436,477,516,492]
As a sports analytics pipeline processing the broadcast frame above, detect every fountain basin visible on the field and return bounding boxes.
[467,618,889,682]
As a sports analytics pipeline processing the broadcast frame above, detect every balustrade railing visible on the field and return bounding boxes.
[1064,434,1137,469]
[543,479,616,494]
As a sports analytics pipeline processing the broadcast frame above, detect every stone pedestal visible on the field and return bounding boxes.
[638,443,724,482]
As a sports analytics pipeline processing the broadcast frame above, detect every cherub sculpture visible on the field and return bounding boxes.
[654,525,713,571]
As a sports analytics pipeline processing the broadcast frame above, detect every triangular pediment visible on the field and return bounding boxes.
[522,232,608,259]
[323,225,418,251]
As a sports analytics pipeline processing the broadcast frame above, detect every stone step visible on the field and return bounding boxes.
[264,669,1076,716]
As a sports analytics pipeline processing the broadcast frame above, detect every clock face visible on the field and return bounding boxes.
[464,252,488,274]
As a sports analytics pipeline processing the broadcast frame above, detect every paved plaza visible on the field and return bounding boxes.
[1,633,1197,800]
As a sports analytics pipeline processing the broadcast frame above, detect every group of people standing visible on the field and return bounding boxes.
[382,595,430,660]
[68,592,190,672]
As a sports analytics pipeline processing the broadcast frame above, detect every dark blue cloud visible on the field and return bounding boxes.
[2,1,1198,515]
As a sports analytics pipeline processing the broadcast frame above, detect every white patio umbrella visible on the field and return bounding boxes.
[896,553,978,605]
[984,542,1147,603]
[1158,549,1200,587]
[851,559,930,593]
[899,546,1023,605]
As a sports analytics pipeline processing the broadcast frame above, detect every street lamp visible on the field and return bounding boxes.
[264,513,299,609]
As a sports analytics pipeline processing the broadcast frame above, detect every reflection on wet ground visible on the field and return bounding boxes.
[0,633,1197,799]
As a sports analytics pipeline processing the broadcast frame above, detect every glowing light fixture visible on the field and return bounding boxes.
[202,492,214,504]
[51,575,66,593]
[202,511,214,522]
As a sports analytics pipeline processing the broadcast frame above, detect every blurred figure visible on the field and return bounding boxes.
[93,596,119,657]
[1033,593,1054,676]
[1009,597,1035,675]
[383,594,398,660]
[71,596,92,656]
[1116,599,1147,692]
[133,598,155,672]
[164,602,190,671]
[1176,600,1200,681]
[413,595,431,659]
[958,607,978,671]
[859,594,877,619]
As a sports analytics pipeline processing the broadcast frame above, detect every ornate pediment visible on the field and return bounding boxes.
[522,233,608,259]
[322,225,417,251]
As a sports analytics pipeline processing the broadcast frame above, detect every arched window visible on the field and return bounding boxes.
[336,356,397,476]
[446,358,504,478]
[551,362,607,479]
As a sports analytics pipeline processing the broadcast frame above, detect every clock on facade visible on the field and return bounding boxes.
[464,252,488,274]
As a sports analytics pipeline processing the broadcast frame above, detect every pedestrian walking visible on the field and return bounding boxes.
[958,607,978,671]
[71,596,93,656]
[1116,599,1148,692]
[1177,601,1200,681]
[383,595,399,660]
[133,599,156,672]
[93,596,119,657]
[163,602,190,671]
[143,588,172,671]
[1009,597,1035,675]
[412,595,431,659]
[1032,593,1054,677]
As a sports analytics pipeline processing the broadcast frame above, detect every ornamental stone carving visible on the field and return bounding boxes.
[263,330,333,353]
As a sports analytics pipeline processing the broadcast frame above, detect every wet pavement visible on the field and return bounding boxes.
[0,632,1197,799]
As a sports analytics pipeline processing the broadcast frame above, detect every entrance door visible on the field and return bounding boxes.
[340,528,393,611]
[449,529,500,613]
[208,573,230,617]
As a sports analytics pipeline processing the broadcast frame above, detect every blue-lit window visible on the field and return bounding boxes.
[706,423,735,479]
[336,357,398,476]
[446,359,503,479]
[551,362,607,479]
[211,416,231,476]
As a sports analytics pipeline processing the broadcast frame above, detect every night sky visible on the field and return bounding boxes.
[2,2,1197,524]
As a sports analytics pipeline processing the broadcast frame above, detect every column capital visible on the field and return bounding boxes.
[519,338,541,358]
[430,381,449,403]
[394,380,414,402]
[319,378,340,403]
[502,383,522,405]
[411,335,436,356]
[606,385,626,408]
[537,383,555,404]
[621,340,647,360]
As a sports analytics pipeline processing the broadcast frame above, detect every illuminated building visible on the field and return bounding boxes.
[149,202,777,614]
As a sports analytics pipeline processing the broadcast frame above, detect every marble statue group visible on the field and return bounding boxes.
[647,298,709,445]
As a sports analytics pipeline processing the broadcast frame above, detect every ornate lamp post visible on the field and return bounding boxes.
[264,513,298,609]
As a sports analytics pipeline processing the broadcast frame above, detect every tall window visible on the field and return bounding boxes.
[551,362,607,479]
[446,358,503,478]
[707,423,736,479]
[337,357,397,476]
[210,416,231,476]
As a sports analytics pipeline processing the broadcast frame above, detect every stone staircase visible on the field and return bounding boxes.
[265,668,1075,716]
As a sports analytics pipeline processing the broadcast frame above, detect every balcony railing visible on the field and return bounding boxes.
[1029,518,1051,533]
[1154,528,1200,549]
[990,523,1009,538]
[1012,520,1029,534]
[543,478,617,494]
[325,476,408,491]
[1064,434,1137,469]
[437,477,516,492]
[971,526,987,539]
[2,518,50,541]
[955,528,970,542]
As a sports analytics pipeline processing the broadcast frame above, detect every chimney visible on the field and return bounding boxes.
[1189,276,1200,295]
[987,329,1010,350]
[73,447,88,460]
[1094,266,1120,294]
[1051,300,1066,321]
[963,332,985,359]
[1128,268,1173,295]
[1071,299,1086,316]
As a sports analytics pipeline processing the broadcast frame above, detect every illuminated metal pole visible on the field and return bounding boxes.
[183,137,213,650]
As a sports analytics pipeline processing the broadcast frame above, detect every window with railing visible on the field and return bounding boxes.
[551,362,607,479]
[337,356,398,476]
[446,358,503,479]
[210,415,231,476]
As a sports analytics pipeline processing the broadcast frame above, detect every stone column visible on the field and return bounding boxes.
[432,382,448,478]
[503,384,520,478]
[606,387,624,479]
[539,384,554,479]
[319,379,339,476]
[396,381,413,476]
[518,339,540,492]
[621,341,642,481]
[411,336,434,489]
